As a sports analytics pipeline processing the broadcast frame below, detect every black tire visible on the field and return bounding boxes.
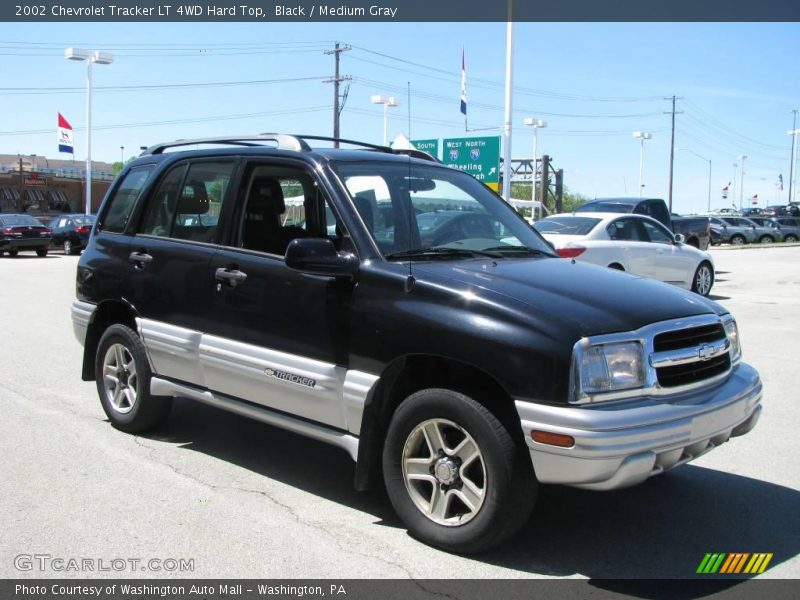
[729,234,746,246]
[686,238,700,249]
[784,234,798,243]
[383,388,537,554]
[608,263,625,271]
[691,261,714,297]
[8,249,18,257]
[758,235,774,244]
[95,324,172,433]
[36,247,48,257]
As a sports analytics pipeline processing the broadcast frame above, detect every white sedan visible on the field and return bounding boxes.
[534,212,715,296]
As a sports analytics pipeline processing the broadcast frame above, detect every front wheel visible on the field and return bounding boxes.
[383,388,536,553]
[8,249,18,257]
[730,234,746,246]
[758,235,774,244]
[95,324,172,432]
[692,261,714,297]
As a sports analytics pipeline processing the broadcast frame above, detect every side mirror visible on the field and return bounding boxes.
[673,233,685,244]
[285,238,358,279]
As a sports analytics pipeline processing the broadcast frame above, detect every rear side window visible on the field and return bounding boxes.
[101,166,154,233]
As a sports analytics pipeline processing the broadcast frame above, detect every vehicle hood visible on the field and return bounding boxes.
[413,257,724,338]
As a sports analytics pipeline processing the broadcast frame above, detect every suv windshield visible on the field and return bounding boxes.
[334,161,555,260]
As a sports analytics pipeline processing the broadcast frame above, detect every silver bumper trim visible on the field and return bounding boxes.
[515,362,762,491]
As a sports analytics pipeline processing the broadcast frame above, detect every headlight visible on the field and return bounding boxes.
[571,341,645,402]
[723,318,742,363]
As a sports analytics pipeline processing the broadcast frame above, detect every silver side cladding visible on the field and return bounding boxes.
[342,370,380,435]
[71,300,95,346]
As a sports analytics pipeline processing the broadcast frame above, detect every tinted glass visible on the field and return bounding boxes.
[575,201,631,213]
[141,165,186,237]
[101,166,154,233]
[0,215,42,227]
[534,216,601,235]
[608,218,647,241]
[641,220,673,243]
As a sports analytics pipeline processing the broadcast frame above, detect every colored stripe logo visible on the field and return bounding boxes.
[697,553,773,574]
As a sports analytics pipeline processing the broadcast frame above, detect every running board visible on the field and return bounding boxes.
[150,377,359,461]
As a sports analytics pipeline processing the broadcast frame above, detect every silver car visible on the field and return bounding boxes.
[709,216,757,245]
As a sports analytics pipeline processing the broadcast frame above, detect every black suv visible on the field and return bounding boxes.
[72,135,762,553]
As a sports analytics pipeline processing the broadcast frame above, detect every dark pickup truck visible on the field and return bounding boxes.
[575,197,710,250]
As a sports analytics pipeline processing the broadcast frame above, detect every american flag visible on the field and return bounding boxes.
[751,194,759,205]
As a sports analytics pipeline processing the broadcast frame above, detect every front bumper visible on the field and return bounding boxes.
[515,362,762,491]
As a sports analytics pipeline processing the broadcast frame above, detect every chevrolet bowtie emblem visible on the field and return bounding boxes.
[698,344,716,361]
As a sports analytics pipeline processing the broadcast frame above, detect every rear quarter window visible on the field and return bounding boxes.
[100,166,154,233]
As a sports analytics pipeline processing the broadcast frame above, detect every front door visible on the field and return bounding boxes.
[203,161,356,429]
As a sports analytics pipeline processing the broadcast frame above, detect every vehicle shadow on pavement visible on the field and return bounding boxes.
[139,398,400,524]
[707,294,731,301]
[481,465,800,582]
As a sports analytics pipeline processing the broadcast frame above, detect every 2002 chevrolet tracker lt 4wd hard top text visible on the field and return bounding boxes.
[72,134,762,553]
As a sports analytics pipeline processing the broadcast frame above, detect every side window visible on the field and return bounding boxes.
[646,201,670,225]
[100,166,154,233]
[141,165,186,237]
[641,220,673,244]
[238,166,338,255]
[608,218,646,242]
[140,161,235,242]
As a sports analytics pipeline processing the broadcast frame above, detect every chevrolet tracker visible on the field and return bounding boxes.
[71,134,762,553]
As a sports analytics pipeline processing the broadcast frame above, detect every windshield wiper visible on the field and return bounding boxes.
[385,246,503,260]
[481,245,555,256]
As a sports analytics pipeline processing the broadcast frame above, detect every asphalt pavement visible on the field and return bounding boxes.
[1,247,798,580]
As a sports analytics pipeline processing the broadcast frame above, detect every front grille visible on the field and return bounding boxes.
[653,323,725,352]
[653,322,730,388]
[656,354,731,388]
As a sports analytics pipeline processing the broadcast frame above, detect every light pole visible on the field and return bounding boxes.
[633,131,652,197]
[120,146,125,164]
[370,95,400,146]
[523,118,547,184]
[789,109,799,204]
[738,154,747,209]
[65,47,114,215]
[678,148,712,213]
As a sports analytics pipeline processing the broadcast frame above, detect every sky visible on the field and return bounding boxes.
[1,21,798,214]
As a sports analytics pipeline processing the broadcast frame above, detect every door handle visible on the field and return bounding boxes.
[215,267,248,287]
[128,251,153,269]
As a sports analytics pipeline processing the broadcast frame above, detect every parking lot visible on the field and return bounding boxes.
[1,246,798,580]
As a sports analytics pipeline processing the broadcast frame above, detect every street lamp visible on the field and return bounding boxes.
[678,148,712,213]
[120,146,125,164]
[370,95,400,146]
[789,119,799,205]
[523,118,547,178]
[633,131,652,197]
[738,154,747,208]
[65,47,114,215]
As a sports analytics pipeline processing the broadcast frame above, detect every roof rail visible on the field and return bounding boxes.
[139,133,435,160]
[140,134,312,155]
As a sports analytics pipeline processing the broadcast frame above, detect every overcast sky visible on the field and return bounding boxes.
[1,21,798,213]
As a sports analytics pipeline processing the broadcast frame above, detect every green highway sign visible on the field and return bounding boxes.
[442,136,501,191]
[411,139,439,159]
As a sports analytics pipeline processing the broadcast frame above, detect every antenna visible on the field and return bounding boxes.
[404,79,415,293]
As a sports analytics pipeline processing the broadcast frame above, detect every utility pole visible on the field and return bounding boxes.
[324,43,351,148]
[665,96,682,212]
[539,155,550,210]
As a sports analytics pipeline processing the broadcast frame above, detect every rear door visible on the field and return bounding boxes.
[127,159,239,385]
[606,216,653,274]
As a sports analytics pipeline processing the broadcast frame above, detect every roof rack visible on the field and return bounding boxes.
[140,133,399,157]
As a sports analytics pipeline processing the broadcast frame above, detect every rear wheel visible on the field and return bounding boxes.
[383,388,536,553]
[36,247,48,257]
[730,234,746,246]
[95,324,172,432]
[758,235,774,244]
[692,261,714,297]
[8,249,18,257]
[784,234,798,243]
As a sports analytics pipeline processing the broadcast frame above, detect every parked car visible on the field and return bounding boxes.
[769,217,800,242]
[708,217,760,246]
[0,213,51,257]
[46,213,96,255]
[574,197,710,250]
[71,134,762,553]
[534,213,715,296]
